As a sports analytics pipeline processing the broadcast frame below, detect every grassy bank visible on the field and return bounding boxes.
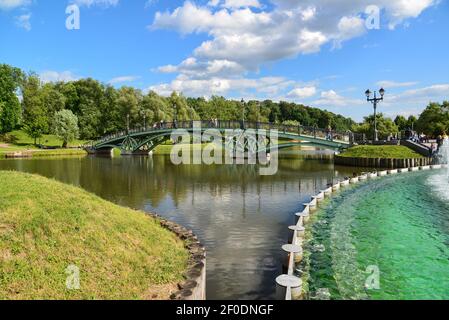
[339,145,423,159]
[0,130,88,159]
[0,130,89,159]
[0,149,88,159]
[1,130,86,148]
[0,171,189,300]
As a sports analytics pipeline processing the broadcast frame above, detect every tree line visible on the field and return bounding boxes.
[1,63,448,146]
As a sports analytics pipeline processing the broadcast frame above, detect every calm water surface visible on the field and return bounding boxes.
[0,153,360,300]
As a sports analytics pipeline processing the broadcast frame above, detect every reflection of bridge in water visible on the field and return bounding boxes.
[86,120,361,156]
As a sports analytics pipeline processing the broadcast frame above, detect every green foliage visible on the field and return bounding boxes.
[282,120,300,126]
[53,110,79,148]
[394,115,408,131]
[22,75,48,144]
[415,102,449,136]
[0,64,24,133]
[352,113,399,139]
[16,63,449,144]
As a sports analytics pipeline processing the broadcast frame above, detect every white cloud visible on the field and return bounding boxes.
[71,0,119,8]
[376,80,419,88]
[156,57,246,78]
[39,71,80,83]
[108,76,140,84]
[15,13,31,31]
[313,90,364,108]
[386,84,449,104]
[0,0,29,10]
[148,75,293,97]
[287,86,317,99]
[208,0,262,9]
[150,0,436,98]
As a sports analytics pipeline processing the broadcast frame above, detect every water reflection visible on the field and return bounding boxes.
[0,155,360,300]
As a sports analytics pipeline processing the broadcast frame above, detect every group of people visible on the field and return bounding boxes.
[428,133,447,156]
[325,126,333,141]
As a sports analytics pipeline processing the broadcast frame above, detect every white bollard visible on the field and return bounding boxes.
[340,179,350,186]
[282,244,303,264]
[420,166,431,171]
[350,177,359,184]
[410,167,419,172]
[296,211,310,224]
[321,188,333,197]
[359,174,368,181]
[431,164,442,170]
[276,275,302,300]
[289,225,306,244]
[332,183,340,192]
[369,172,378,179]
[313,192,325,203]
[378,171,388,177]
[388,169,398,175]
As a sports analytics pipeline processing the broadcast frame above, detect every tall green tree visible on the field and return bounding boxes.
[0,64,24,133]
[73,78,104,139]
[53,110,79,148]
[22,75,48,145]
[41,83,66,130]
[394,115,408,131]
[416,102,449,136]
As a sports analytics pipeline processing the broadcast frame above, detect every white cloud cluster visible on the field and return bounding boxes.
[15,13,31,31]
[0,0,29,10]
[149,75,293,98]
[71,0,119,7]
[149,0,437,102]
[39,71,80,83]
[108,76,140,85]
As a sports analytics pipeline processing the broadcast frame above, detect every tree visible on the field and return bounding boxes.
[407,115,418,131]
[73,78,104,139]
[0,64,24,133]
[352,113,399,139]
[22,75,48,145]
[416,102,449,136]
[41,83,66,130]
[394,115,408,131]
[53,110,79,148]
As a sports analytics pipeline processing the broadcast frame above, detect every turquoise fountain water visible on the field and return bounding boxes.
[307,148,449,300]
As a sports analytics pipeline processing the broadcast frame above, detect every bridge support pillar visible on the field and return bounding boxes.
[90,148,114,157]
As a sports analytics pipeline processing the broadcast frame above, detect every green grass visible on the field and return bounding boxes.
[0,130,88,159]
[4,130,87,148]
[340,145,423,159]
[0,171,189,300]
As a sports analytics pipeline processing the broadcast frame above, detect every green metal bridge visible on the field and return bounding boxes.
[86,120,360,155]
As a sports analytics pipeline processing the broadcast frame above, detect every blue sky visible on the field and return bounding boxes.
[0,0,448,121]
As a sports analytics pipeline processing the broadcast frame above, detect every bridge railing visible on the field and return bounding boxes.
[92,120,364,147]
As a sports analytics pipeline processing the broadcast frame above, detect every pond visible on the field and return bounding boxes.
[0,152,360,300]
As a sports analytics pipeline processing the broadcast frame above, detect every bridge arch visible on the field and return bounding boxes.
[87,120,358,155]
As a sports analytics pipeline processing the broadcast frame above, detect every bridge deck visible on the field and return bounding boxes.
[89,120,359,153]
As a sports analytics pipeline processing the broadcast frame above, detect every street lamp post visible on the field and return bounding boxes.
[365,88,385,142]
